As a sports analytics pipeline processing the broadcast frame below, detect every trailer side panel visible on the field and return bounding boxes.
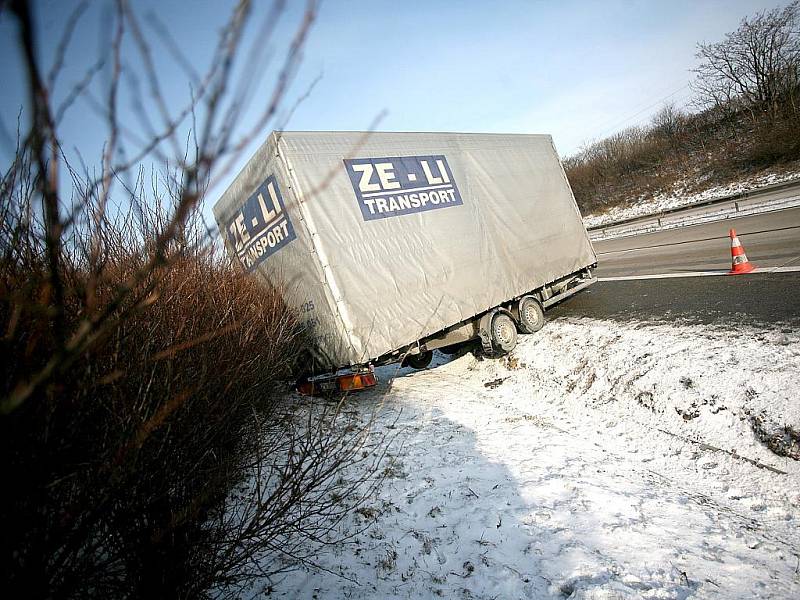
[275,132,596,364]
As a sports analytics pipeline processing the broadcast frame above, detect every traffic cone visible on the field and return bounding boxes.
[728,228,756,274]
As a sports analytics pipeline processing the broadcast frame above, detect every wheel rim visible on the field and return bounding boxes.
[493,316,515,346]
[523,302,541,327]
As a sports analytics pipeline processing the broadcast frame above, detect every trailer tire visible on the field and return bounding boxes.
[518,297,544,334]
[405,350,433,370]
[490,312,517,354]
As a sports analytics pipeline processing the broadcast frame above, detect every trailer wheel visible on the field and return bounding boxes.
[405,350,433,370]
[490,313,517,354]
[518,297,544,334]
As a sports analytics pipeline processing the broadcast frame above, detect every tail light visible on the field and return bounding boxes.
[338,371,377,392]
[296,369,377,396]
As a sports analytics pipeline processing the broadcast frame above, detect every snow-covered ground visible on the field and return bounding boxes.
[267,317,800,599]
[583,171,800,230]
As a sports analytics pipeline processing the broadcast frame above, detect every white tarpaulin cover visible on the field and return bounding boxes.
[213,131,596,368]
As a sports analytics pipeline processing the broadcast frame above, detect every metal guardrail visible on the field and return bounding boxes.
[585,177,800,232]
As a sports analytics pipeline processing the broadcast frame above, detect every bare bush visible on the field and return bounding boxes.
[1,1,386,598]
[650,102,687,143]
[564,123,675,214]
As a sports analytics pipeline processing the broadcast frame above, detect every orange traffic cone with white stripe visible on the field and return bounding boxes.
[728,228,756,274]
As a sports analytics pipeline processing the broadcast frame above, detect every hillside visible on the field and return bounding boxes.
[566,1,800,223]
[565,104,800,223]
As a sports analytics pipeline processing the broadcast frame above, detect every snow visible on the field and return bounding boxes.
[582,171,800,230]
[587,192,800,241]
[265,318,800,599]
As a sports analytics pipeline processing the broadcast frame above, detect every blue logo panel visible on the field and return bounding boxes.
[224,175,296,272]
[343,154,463,221]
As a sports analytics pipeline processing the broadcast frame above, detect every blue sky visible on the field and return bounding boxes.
[0,0,786,218]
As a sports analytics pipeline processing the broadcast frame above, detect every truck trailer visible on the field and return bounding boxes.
[214,131,597,389]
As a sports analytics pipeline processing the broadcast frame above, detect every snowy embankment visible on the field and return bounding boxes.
[269,318,800,599]
[582,171,800,230]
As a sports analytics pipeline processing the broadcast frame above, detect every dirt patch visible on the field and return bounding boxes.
[746,409,800,460]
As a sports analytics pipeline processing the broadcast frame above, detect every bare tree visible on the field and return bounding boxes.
[692,1,800,120]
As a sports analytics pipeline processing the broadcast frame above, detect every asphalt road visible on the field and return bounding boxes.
[549,207,800,327]
[549,272,800,326]
[593,207,800,278]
